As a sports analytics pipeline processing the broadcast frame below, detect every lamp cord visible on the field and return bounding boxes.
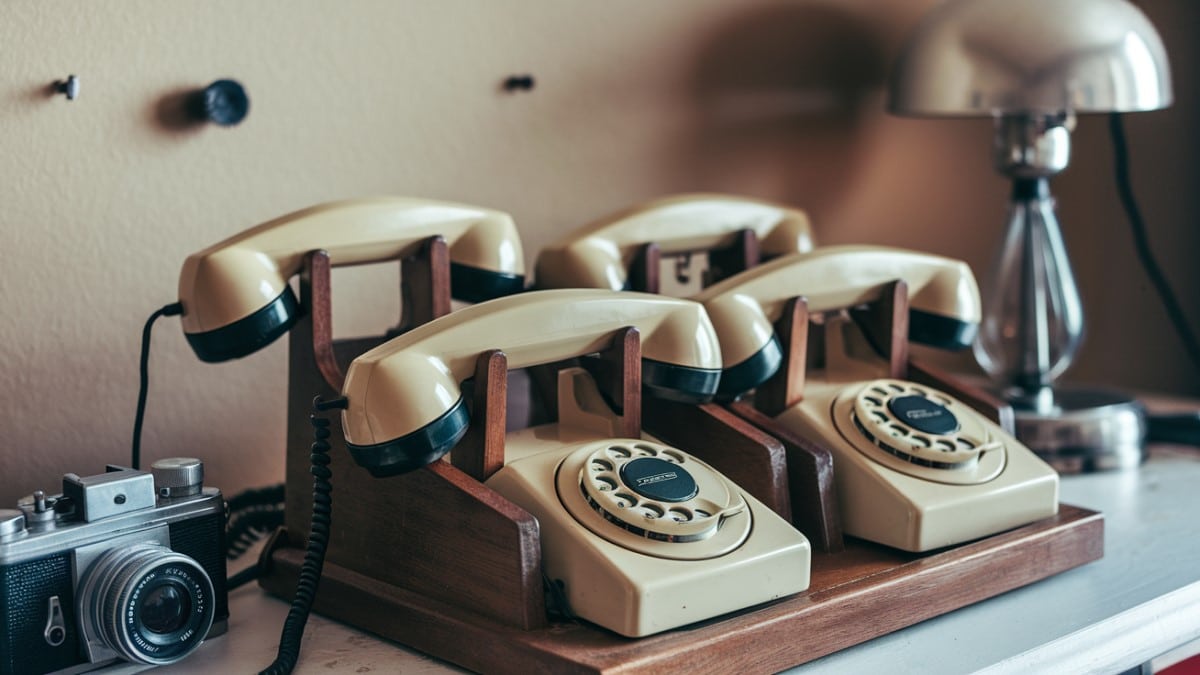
[131,302,184,469]
[1108,113,1200,374]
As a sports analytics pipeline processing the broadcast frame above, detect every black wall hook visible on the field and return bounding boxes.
[188,79,250,126]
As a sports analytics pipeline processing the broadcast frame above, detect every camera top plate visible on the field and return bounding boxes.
[63,469,156,522]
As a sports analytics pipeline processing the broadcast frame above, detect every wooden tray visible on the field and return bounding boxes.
[261,503,1102,674]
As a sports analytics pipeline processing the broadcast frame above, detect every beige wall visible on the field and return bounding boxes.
[1,0,1195,506]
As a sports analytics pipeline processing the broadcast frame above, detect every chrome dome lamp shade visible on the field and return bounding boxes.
[889,0,1171,116]
[888,0,1172,471]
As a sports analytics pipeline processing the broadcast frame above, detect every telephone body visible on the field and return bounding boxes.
[178,197,525,362]
[340,290,810,637]
[695,246,1060,552]
[535,193,815,291]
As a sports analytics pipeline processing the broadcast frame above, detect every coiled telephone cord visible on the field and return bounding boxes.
[226,483,287,562]
[259,395,345,675]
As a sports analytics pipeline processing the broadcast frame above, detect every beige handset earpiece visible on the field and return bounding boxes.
[177,196,525,362]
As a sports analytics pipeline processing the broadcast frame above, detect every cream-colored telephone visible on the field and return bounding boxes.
[535,193,815,291]
[695,246,1060,552]
[177,196,525,362]
[341,289,810,637]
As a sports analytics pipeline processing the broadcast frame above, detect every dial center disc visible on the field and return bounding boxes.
[886,394,960,435]
[619,457,699,503]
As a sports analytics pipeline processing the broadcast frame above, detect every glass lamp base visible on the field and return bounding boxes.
[1006,386,1146,474]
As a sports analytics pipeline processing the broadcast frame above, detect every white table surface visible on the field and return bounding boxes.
[124,446,1200,675]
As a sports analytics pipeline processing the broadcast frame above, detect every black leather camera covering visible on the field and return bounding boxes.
[0,552,79,675]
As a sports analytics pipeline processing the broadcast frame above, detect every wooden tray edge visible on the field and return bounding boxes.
[260,504,1103,674]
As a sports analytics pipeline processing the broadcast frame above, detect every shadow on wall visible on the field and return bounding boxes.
[152,88,204,133]
[674,3,887,223]
[150,87,217,134]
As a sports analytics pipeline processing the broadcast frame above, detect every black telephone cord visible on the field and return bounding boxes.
[226,507,287,562]
[131,302,183,470]
[227,481,286,514]
[226,564,261,591]
[259,395,345,675]
[225,483,287,562]
[132,301,289,562]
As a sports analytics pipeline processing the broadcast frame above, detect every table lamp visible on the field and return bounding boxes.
[888,0,1173,471]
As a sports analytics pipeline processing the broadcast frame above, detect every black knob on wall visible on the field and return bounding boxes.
[188,79,250,126]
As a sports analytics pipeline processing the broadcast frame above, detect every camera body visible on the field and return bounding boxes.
[0,459,227,675]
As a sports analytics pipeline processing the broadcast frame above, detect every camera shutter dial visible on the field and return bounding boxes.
[151,458,204,498]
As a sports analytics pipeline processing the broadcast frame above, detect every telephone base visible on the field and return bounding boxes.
[773,377,1060,552]
[259,504,1102,674]
[484,437,811,637]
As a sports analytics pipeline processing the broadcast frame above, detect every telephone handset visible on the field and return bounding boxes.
[177,197,525,362]
[693,244,983,397]
[534,193,815,291]
[696,246,1058,552]
[339,289,810,637]
[340,288,723,475]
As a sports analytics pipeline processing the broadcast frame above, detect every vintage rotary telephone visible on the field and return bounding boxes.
[177,196,525,362]
[336,289,810,638]
[694,246,1060,552]
[534,193,815,291]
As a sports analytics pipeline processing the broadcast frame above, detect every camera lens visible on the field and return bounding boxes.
[139,581,192,634]
[79,544,215,665]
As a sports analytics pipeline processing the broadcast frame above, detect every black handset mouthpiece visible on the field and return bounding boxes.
[449,262,526,303]
[185,288,301,362]
[346,398,470,477]
[713,336,783,400]
[909,310,978,351]
[641,358,723,403]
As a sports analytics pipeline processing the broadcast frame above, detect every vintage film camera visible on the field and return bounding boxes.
[0,458,227,675]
